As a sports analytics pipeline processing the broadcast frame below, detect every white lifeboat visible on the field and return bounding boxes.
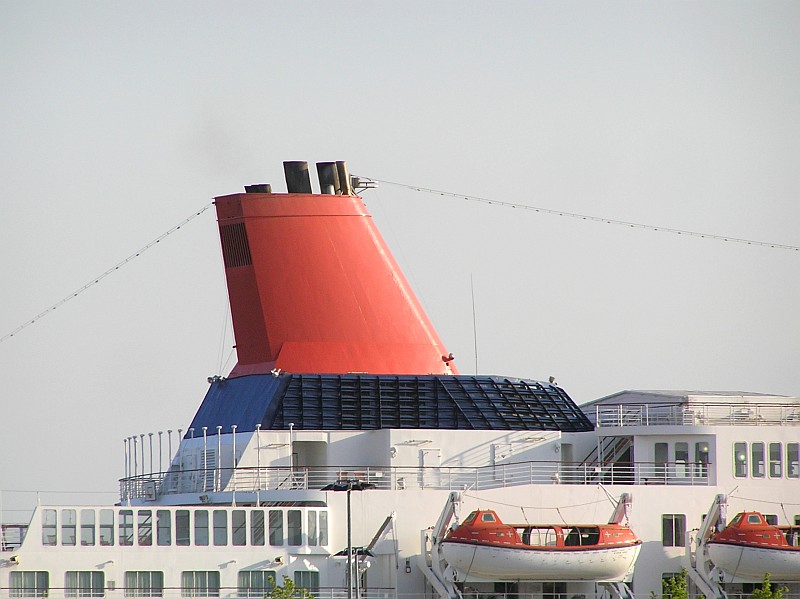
[708,511,800,581]
[440,509,641,581]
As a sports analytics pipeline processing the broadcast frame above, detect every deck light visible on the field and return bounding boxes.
[322,479,375,599]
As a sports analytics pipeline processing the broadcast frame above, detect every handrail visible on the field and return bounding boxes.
[119,459,711,501]
[595,402,800,427]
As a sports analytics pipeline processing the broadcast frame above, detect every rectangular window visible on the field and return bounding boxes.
[237,571,276,598]
[176,510,190,546]
[764,514,778,525]
[269,510,284,546]
[655,442,668,478]
[662,514,686,547]
[119,510,134,546]
[99,510,114,546]
[124,571,164,598]
[232,510,247,546]
[157,510,171,546]
[308,510,318,546]
[251,510,265,546]
[62,509,77,546]
[10,572,49,598]
[734,442,748,477]
[65,571,105,598]
[675,442,689,478]
[752,442,765,477]
[319,511,328,546]
[769,443,782,478]
[213,510,227,546]
[287,510,302,546]
[787,443,799,478]
[81,510,96,546]
[195,510,209,546]
[42,509,57,546]
[138,510,153,546]
[294,571,319,596]
[181,571,220,597]
[543,582,566,599]
[695,442,710,478]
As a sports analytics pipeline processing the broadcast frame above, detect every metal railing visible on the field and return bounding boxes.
[0,588,394,599]
[119,459,710,501]
[595,403,800,428]
[1,590,796,599]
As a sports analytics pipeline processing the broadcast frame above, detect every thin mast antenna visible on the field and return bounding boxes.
[471,273,478,375]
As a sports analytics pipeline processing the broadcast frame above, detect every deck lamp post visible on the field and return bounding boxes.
[321,479,375,599]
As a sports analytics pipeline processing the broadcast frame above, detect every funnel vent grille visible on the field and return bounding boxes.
[220,223,253,268]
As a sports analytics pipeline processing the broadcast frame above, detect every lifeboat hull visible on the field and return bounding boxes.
[708,542,800,581]
[441,541,641,581]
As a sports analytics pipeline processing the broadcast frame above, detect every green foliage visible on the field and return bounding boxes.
[751,573,789,599]
[661,569,688,599]
[267,576,315,599]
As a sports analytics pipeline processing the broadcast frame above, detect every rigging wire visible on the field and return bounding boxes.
[367,178,800,252]
[728,494,800,507]
[462,492,609,511]
[0,203,214,344]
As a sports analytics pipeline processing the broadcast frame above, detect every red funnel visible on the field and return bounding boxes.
[215,191,458,377]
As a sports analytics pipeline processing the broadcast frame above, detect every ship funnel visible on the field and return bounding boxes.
[316,162,340,195]
[214,161,458,377]
[283,161,313,193]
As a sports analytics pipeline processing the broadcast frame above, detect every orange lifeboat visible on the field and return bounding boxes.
[708,511,800,581]
[440,509,641,581]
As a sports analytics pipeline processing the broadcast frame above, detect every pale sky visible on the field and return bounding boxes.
[1,2,798,511]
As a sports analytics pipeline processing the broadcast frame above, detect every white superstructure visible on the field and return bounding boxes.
[3,390,799,599]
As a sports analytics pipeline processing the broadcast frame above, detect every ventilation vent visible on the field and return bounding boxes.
[220,223,252,268]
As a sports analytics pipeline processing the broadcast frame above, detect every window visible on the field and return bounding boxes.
[81,510,96,546]
[764,514,778,525]
[176,510,190,546]
[181,572,220,597]
[287,510,302,546]
[675,443,689,477]
[662,572,684,599]
[232,510,247,546]
[769,443,782,478]
[269,510,283,545]
[42,509,57,546]
[99,510,114,546]
[655,442,668,478]
[752,442,765,477]
[543,582,566,599]
[662,514,686,547]
[294,571,319,596]
[62,509,77,546]
[138,510,153,546]
[124,572,164,597]
[319,511,328,546]
[308,511,318,546]
[238,571,276,598]
[157,510,171,546]
[695,442,710,477]
[65,571,105,598]
[119,510,134,546]
[194,511,209,546]
[10,572,49,598]
[251,510,265,546]
[788,443,799,478]
[734,442,747,477]
[213,510,227,546]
